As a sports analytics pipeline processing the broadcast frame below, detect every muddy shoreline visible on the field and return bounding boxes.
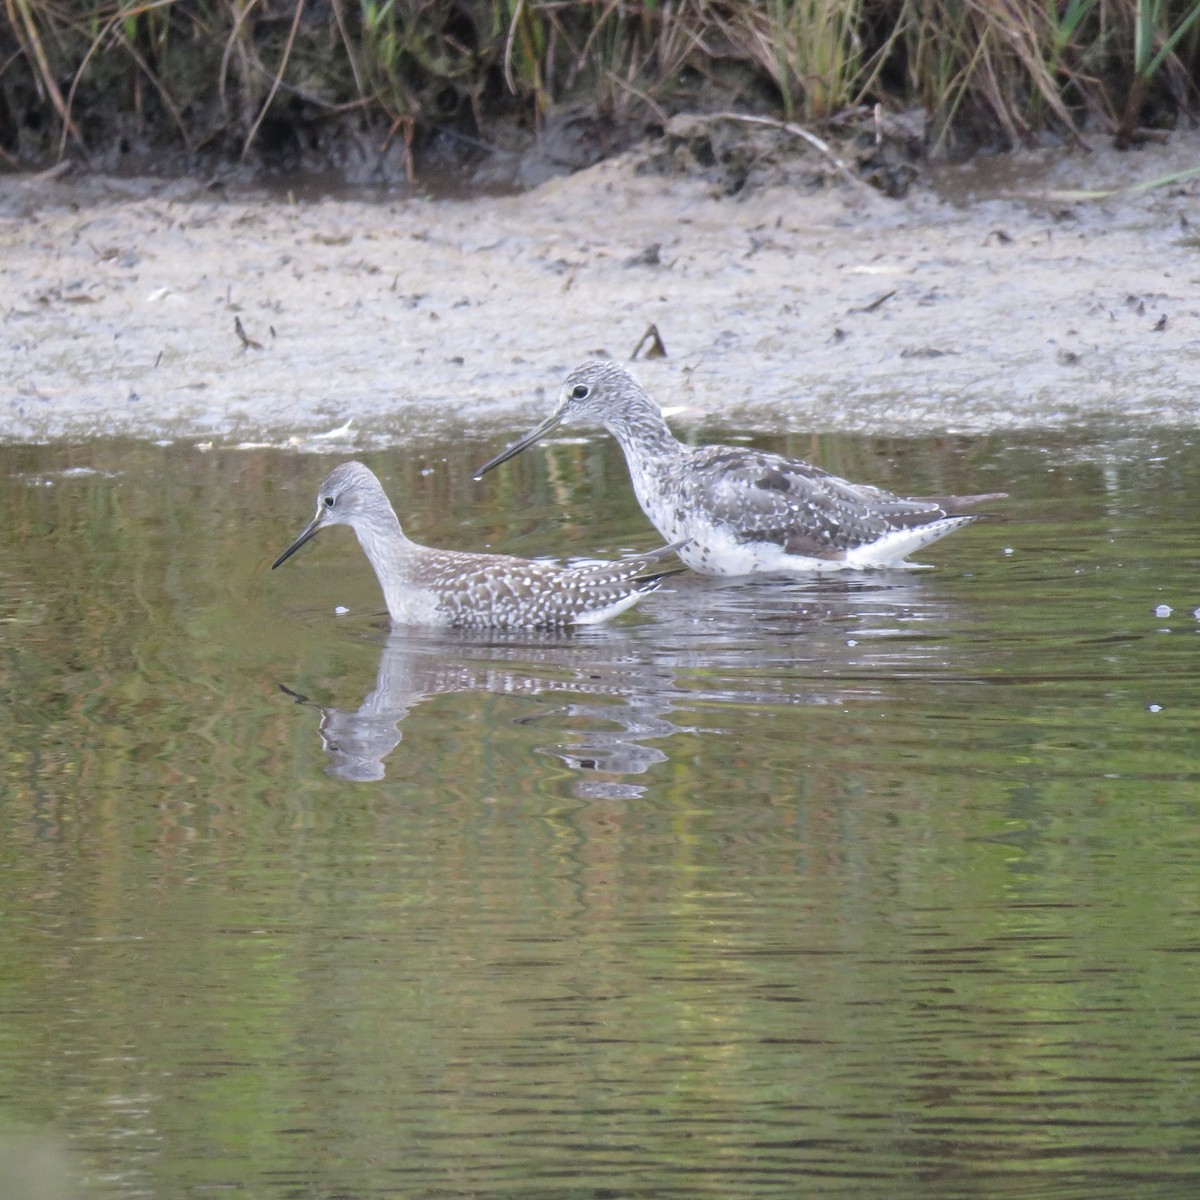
[3,126,1199,446]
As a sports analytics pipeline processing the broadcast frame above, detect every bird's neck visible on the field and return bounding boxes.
[606,398,682,463]
[352,506,420,596]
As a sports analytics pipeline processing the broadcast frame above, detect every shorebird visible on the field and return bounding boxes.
[272,461,681,629]
[474,360,1004,576]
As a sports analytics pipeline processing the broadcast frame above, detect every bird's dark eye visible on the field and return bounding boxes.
[322,494,335,508]
[571,384,590,400]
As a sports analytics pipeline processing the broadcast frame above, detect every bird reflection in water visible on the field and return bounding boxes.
[278,571,972,787]
[278,628,691,789]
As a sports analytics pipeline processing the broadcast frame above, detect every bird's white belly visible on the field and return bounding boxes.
[670,517,973,576]
[381,585,453,626]
[676,534,846,576]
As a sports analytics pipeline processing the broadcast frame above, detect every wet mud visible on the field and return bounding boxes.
[2,126,1199,445]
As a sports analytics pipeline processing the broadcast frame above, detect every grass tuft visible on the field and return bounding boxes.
[2,0,1200,171]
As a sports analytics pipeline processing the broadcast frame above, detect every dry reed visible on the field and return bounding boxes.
[2,0,1198,170]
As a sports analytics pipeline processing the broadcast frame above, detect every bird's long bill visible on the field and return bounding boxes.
[271,513,325,570]
[472,411,563,481]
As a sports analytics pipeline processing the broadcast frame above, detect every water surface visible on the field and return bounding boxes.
[1,426,1198,1199]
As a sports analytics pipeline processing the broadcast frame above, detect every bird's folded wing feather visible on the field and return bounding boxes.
[692,447,949,557]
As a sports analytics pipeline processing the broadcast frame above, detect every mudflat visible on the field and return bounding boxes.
[3,132,1198,444]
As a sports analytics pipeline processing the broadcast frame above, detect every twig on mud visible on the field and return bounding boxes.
[22,160,71,182]
[708,111,870,193]
[1024,165,1200,204]
[849,289,896,314]
[235,317,263,351]
[381,115,416,183]
[632,324,668,360]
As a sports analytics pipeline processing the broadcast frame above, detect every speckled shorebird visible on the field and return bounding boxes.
[474,361,1005,576]
[272,461,680,629]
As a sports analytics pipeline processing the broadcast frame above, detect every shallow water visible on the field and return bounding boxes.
[1,425,1199,1199]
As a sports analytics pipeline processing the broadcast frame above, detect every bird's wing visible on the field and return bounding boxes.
[426,556,653,628]
[690,446,949,557]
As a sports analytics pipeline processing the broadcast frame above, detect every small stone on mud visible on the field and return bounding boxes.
[624,243,662,267]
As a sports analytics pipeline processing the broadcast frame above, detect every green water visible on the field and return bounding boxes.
[1,427,1198,1199]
